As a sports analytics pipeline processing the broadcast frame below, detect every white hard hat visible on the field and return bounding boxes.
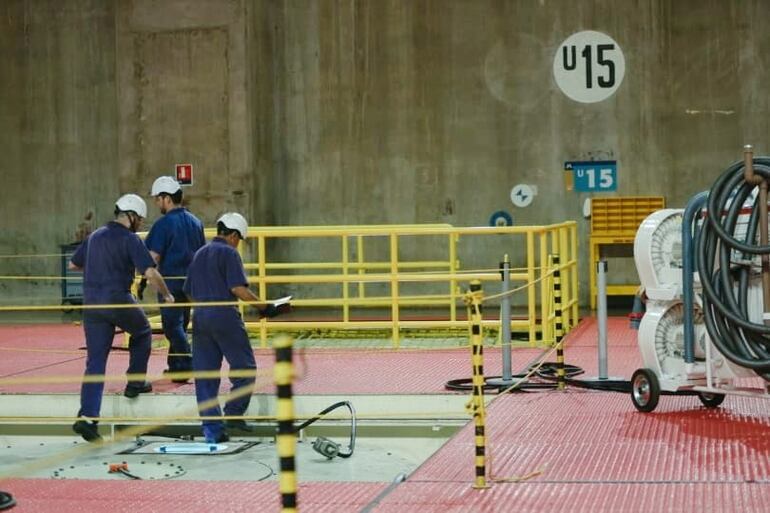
[217,212,248,239]
[116,194,148,218]
[151,176,182,196]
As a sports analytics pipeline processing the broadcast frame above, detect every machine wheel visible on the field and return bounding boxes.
[631,368,660,413]
[697,392,725,408]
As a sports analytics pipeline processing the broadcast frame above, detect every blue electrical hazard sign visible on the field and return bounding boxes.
[564,160,617,192]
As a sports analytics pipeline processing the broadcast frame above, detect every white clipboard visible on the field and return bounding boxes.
[271,295,291,306]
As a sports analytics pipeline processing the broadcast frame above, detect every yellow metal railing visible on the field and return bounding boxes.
[137,222,578,349]
[238,223,577,347]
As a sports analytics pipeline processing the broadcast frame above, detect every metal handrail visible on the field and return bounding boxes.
[139,222,579,348]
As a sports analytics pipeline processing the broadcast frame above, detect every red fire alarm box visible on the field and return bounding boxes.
[175,163,193,186]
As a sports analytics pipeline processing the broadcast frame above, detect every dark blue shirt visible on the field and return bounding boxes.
[145,208,205,292]
[71,222,156,303]
[183,238,248,308]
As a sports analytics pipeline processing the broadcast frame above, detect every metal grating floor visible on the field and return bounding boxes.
[0,478,386,513]
[3,317,770,511]
[0,323,529,395]
[371,481,770,513]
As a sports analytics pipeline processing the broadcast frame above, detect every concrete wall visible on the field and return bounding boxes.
[1,0,769,306]
[0,0,262,304]
[262,0,770,301]
[116,0,254,222]
[0,0,118,303]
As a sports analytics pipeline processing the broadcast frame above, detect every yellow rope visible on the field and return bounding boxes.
[0,341,539,356]
[0,370,467,481]
[0,345,171,356]
[0,275,85,281]
[496,345,558,396]
[0,279,546,310]
[0,265,547,280]
[491,469,545,483]
[485,345,561,484]
[0,375,272,480]
[0,346,89,355]
[0,253,68,259]
[483,269,555,302]
[0,290,460,311]
[0,368,273,386]
[0,411,468,423]
[0,299,274,312]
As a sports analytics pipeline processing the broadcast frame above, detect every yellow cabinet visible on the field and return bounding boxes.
[589,196,665,310]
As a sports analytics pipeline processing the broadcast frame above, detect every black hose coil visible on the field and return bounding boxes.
[699,157,770,380]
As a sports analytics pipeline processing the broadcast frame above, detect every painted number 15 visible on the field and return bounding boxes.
[578,168,614,189]
[562,44,616,89]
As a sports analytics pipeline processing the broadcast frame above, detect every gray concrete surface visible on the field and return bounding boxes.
[0,433,449,482]
[1,0,768,306]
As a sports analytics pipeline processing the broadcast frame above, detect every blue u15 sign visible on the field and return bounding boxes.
[564,161,617,192]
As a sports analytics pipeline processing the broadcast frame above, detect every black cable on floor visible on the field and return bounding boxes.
[444,375,558,392]
[534,362,632,393]
[445,363,636,394]
[0,491,15,511]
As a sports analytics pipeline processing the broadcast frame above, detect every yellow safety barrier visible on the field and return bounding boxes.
[552,255,566,390]
[2,221,578,351]
[273,336,297,513]
[186,222,578,348]
[464,280,489,489]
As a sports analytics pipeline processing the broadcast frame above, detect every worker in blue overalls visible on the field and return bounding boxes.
[144,176,205,383]
[184,212,279,443]
[70,194,175,443]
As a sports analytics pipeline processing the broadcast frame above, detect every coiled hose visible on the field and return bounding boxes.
[698,157,770,380]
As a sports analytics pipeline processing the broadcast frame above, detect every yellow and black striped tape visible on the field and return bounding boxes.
[552,255,565,391]
[274,336,297,513]
[467,281,489,489]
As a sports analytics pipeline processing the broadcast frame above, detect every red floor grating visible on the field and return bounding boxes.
[0,478,386,513]
[0,323,529,395]
[381,316,770,512]
[411,392,770,483]
[4,317,770,512]
[0,325,88,380]
[370,481,770,513]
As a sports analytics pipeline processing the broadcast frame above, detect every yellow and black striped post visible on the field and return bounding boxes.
[464,280,489,489]
[552,255,566,391]
[274,336,297,512]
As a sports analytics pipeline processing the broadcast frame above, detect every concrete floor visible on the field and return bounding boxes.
[0,433,450,483]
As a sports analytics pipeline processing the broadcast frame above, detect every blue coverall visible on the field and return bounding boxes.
[183,237,257,442]
[71,222,156,419]
[145,207,205,373]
